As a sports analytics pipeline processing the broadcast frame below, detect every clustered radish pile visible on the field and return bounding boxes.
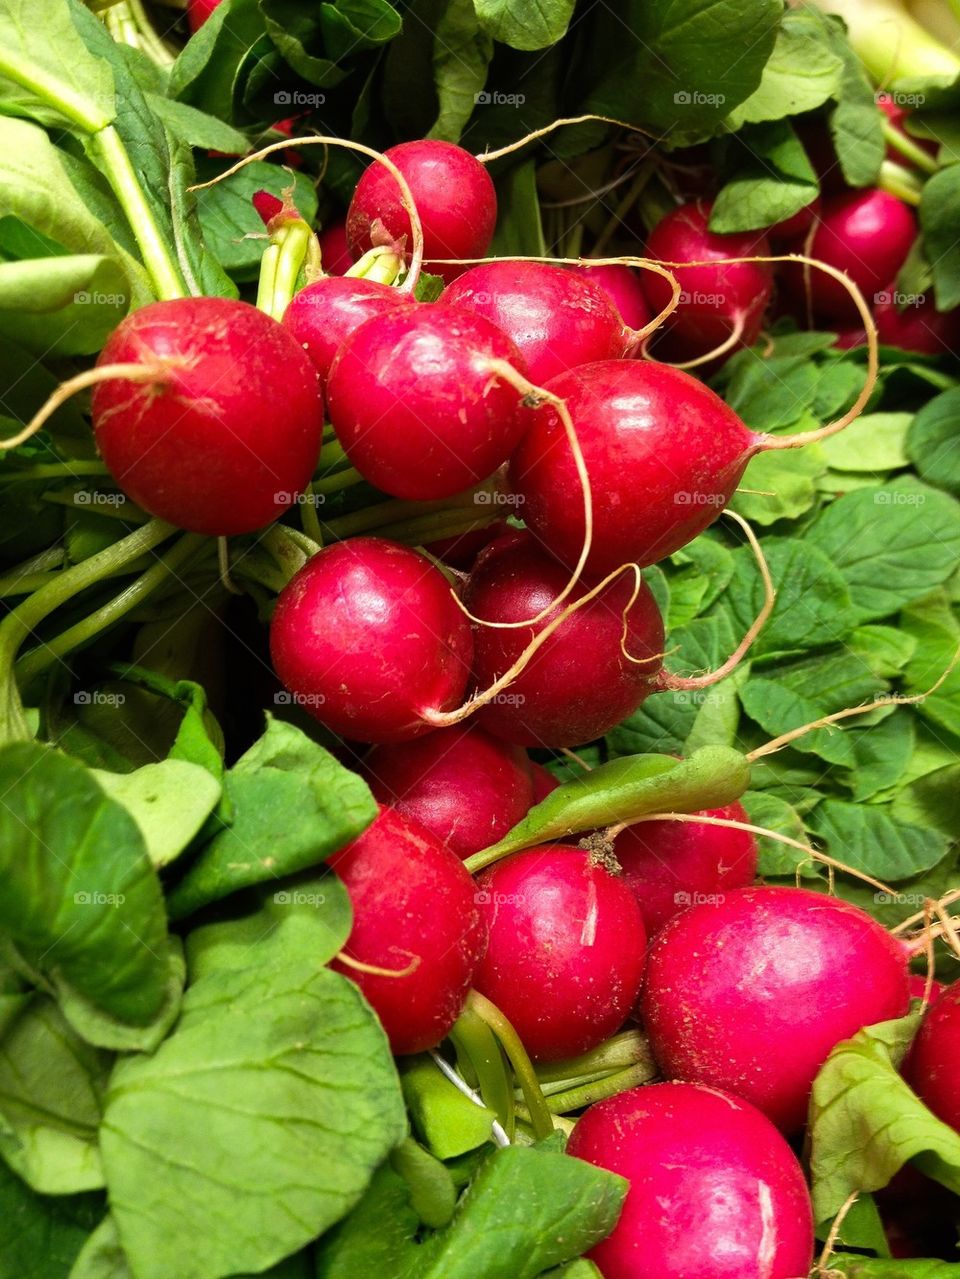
[56,123,960,1277]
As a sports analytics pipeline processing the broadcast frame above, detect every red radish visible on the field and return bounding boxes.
[905,982,960,1132]
[187,0,220,32]
[319,221,353,275]
[642,201,773,359]
[91,297,323,537]
[529,760,560,804]
[326,303,527,501]
[472,846,647,1060]
[363,723,533,859]
[782,189,916,322]
[346,140,496,283]
[510,360,757,577]
[615,803,758,936]
[875,291,960,355]
[767,195,821,244]
[907,974,945,1003]
[464,530,665,748]
[329,806,487,1054]
[569,262,652,331]
[567,1082,815,1279]
[269,538,473,743]
[641,886,912,1132]
[442,261,633,385]
[283,277,405,384]
[424,522,508,570]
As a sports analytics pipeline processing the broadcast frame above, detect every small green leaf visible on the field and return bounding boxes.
[92,762,221,868]
[730,445,825,525]
[906,387,960,496]
[741,790,814,876]
[820,412,911,474]
[428,0,493,141]
[472,0,574,51]
[724,9,843,128]
[400,1056,497,1160]
[920,166,960,310]
[145,95,250,155]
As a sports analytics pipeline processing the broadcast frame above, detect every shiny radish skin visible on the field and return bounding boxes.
[641,886,912,1132]
[472,847,648,1061]
[510,360,758,577]
[465,530,665,748]
[905,982,960,1132]
[443,261,632,385]
[327,303,528,501]
[615,802,757,936]
[187,0,220,32]
[642,202,773,358]
[283,276,405,384]
[330,806,488,1055]
[782,189,917,322]
[363,724,534,860]
[269,538,473,744]
[318,220,353,275]
[91,298,324,537]
[568,262,652,331]
[567,1082,815,1279]
[346,139,497,283]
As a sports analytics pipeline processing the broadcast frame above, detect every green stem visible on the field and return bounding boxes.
[0,520,175,742]
[345,245,404,285]
[367,511,498,549]
[102,1,140,47]
[534,1029,653,1084]
[449,1008,516,1140]
[881,118,939,176]
[15,534,207,685]
[44,490,148,522]
[0,51,108,133]
[313,467,365,496]
[466,991,554,1141]
[88,126,186,300]
[322,482,495,541]
[127,0,175,65]
[9,462,110,481]
[878,158,923,207]
[519,1062,654,1118]
[256,244,281,314]
[0,572,62,599]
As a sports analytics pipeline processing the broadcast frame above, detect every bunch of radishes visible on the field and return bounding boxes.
[76,134,959,1278]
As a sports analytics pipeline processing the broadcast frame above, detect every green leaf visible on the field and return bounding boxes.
[724,353,819,432]
[428,0,493,142]
[846,708,915,802]
[807,483,960,623]
[809,1014,960,1226]
[906,388,960,497]
[472,0,574,51]
[821,13,885,186]
[0,743,169,1030]
[684,667,749,754]
[169,0,267,116]
[741,790,815,876]
[808,799,949,882]
[400,1056,497,1160]
[724,9,844,128]
[471,746,751,864]
[724,537,856,657]
[901,591,960,740]
[92,762,221,869]
[848,626,918,678]
[820,412,911,474]
[829,1262,960,1277]
[730,444,826,525]
[166,718,376,919]
[101,962,405,1279]
[920,165,960,310]
[145,95,250,155]
[260,0,400,85]
[0,1157,102,1278]
[0,0,114,131]
[670,537,735,613]
[313,1164,421,1279]
[711,119,819,234]
[0,255,129,357]
[892,763,960,838]
[185,871,353,981]
[0,996,110,1194]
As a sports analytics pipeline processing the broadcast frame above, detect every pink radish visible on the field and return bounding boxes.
[569,262,652,330]
[641,886,911,1132]
[464,529,665,747]
[326,303,528,500]
[472,846,647,1060]
[567,1081,815,1279]
[269,537,473,743]
[424,522,509,570]
[363,723,534,859]
[905,982,960,1132]
[329,806,487,1054]
[782,189,916,322]
[91,297,324,537]
[187,0,220,32]
[318,220,353,275]
[283,276,405,384]
[642,201,773,360]
[442,261,634,385]
[346,140,496,282]
[529,760,560,804]
[615,802,757,936]
[509,360,758,577]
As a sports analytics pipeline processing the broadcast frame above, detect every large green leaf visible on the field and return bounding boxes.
[0,1157,102,1279]
[0,255,128,357]
[724,8,843,128]
[473,0,574,51]
[808,798,949,882]
[920,165,960,311]
[428,0,493,141]
[101,962,405,1279]
[0,0,114,131]
[906,388,960,496]
[0,744,170,1031]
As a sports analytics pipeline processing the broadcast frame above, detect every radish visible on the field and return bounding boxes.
[905,981,960,1132]
[614,802,758,936]
[472,846,647,1061]
[569,262,652,330]
[187,0,220,32]
[326,303,528,501]
[509,360,758,576]
[346,140,496,282]
[283,276,405,384]
[442,261,635,385]
[642,201,773,360]
[362,723,534,859]
[907,974,944,1003]
[782,188,916,321]
[91,297,324,537]
[424,522,509,570]
[269,537,473,743]
[329,805,487,1054]
[641,886,912,1132]
[318,220,353,275]
[464,529,665,747]
[567,1082,815,1279]
[529,760,560,803]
